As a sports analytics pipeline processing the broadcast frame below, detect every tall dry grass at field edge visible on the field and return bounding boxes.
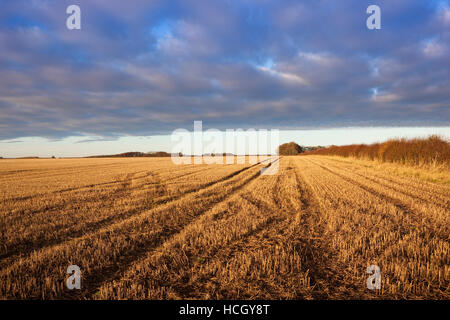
[306,135,450,169]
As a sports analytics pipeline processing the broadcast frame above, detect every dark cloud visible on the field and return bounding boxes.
[75,137,119,143]
[0,0,449,140]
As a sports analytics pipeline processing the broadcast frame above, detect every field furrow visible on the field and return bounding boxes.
[0,163,249,266]
[306,158,449,241]
[322,156,450,201]
[0,156,448,299]
[0,160,263,299]
[95,159,313,299]
[296,157,449,298]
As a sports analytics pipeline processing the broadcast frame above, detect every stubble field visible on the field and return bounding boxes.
[0,156,448,299]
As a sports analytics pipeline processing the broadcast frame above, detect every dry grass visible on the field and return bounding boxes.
[0,156,448,299]
[307,135,450,170]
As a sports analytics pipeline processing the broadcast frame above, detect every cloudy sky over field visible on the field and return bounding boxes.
[0,0,449,156]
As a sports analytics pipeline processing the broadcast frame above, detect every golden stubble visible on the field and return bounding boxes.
[0,156,448,299]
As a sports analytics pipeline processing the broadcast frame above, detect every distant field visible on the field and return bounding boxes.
[0,156,449,299]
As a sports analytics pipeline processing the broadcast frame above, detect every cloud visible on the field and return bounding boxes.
[0,0,449,140]
[297,51,339,66]
[0,140,24,143]
[257,65,309,85]
[75,137,119,143]
[371,90,401,103]
[422,39,445,57]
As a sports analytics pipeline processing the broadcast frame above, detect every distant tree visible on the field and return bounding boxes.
[278,142,304,155]
[154,151,171,157]
[51,156,56,159]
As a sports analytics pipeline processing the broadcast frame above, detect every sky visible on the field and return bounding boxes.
[0,0,449,157]
[2,127,449,158]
